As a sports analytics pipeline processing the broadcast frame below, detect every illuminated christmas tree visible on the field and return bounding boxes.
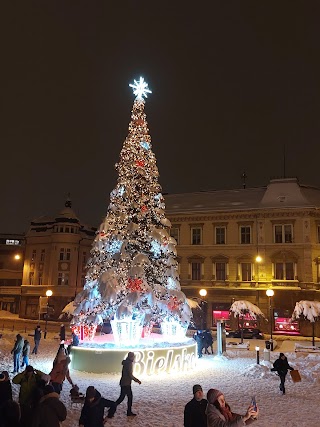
[73,78,191,341]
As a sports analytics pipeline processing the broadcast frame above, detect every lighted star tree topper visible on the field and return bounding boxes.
[72,77,191,342]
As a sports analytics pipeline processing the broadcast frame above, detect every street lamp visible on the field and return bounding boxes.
[255,346,260,364]
[266,289,274,345]
[44,290,53,339]
[199,289,207,330]
[14,254,21,260]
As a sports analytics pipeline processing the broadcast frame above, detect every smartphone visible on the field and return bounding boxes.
[251,396,257,411]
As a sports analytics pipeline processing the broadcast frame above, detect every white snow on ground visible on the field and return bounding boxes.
[1,329,320,427]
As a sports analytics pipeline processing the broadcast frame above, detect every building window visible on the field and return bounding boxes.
[59,248,71,261]
[58,272,69,286]
[275,262,295,280]
[38,273,43,286]
[29,272,34,285]
[216,262,227,281]
[191,262,201,280]
[215,227,226,245]
[241,263,252,281]
[40,250,45,262]
[191,227,202,245]
[31,250,37,262]
[6,239,20,245]
[170,227,180,245]
[274,224,293,243]
[240,226,251,244]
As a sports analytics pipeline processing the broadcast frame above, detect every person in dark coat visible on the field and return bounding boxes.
[67,332,79,355]
[0,399,21,427]
[32,384,67,427]
[11,334,24,373]
[32,326,42,355]
[79,386,117,427]
[59,324,66,342]
[21,340,31,369]
[115,351,141,416]
[0,371,12,406]
[194,331,205,358]
[184,384,207,427]
[271,352,294,394]
[204,330,214,354]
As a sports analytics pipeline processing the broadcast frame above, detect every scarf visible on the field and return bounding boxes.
[220,403,233,421]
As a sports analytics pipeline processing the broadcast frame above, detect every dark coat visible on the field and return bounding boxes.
[272,356,293,376]
[32,392,67,427]
[59,326,66,341]
[184,397,207,427]
[0,380,13,405]
[34,328,42,341]
[79,390,116,427]
[12,335,24,354]
[22,341,31,357]
[119,358,140,386]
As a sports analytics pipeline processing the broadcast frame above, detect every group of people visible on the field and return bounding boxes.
[184,384,259,427]
[184,352,294,427]
[1,343,141,427]
[11,326,42,374]
[194,330,214,358]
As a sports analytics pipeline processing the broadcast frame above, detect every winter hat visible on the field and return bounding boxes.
[86,386,96,399]
[279,353,285,358]
[127,352,135,360]
[26,365,34,373]
[207,389,223,404]
[0,374,5,382]
[44,384,55,395]
[193,384,203,394]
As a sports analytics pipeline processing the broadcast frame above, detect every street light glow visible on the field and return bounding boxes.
[14,254,21,260]
[255,255,262,263]
[199,289,207,297]
[266,289,274,297]
[46,290,53,297]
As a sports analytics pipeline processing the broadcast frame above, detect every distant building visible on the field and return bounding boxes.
[20,198,96,319]
[165,178,320,336]
[0,234,24,313]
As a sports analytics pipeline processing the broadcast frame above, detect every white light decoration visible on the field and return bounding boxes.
[106,239,123,254]
[140,140,150,150]
[129,77,152,100]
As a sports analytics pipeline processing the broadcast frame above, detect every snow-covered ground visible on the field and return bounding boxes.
[1,328,320,427]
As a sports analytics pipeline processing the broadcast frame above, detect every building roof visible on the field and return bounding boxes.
[164,178,320,215]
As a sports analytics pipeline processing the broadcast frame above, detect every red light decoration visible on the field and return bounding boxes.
[136,160,145,167]
[141,205,148,213]
[168,296,179,311]
[135,118,144,126]
[127,278,143,292]
[72,324,97,341]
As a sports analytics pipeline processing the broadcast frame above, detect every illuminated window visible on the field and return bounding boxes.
[58,272,69,286]
[6,239,20,245]
[274,224,293,243]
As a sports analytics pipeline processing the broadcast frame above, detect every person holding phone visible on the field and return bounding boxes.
[271,352,294,395]
[206,388,259,426]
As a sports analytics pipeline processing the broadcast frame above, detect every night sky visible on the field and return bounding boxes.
[1,2,320,232]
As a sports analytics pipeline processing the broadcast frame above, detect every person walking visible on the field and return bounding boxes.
[79,386,117,427]
[204,330,214,355]
[32,384,67,427]
[21,340,31,369]
[184,384,207,427]
[32,326,42,355]
[11,334,24,374]
[271,352,294,395]
[206,389,258,426]
[49,356,74,394]
[115,351,141,417]
[0,371,12,407]
[12,365,45,427]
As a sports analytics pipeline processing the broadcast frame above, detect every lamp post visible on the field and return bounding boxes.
[44,290,53,339]
[199,289,207,330]
[266,289,274,345]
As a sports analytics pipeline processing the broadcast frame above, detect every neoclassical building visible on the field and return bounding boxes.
[165,178,320,336]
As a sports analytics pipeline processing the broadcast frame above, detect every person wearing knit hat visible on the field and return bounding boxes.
[184,384,207,427]
[206,389,258,426]
[115,351,141,417]
[79,386,117,426]
[271,352,294,395]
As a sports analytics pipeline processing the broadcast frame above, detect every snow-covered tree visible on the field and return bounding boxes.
[72,78,191,335]
[230,300,265,343]
[292,300,320,346]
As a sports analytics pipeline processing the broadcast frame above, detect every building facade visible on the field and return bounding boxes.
[165,178,320,336]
